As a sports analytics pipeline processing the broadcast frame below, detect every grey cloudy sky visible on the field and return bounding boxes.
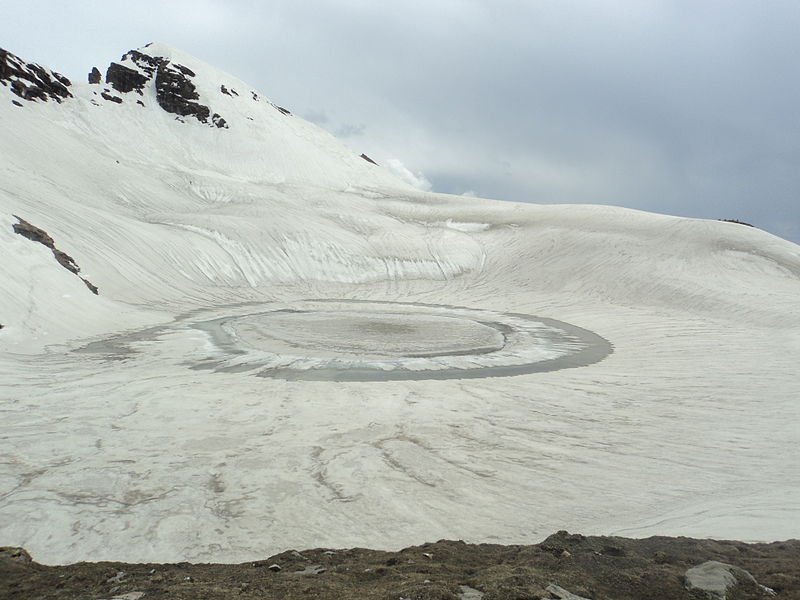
[5,0,800,243]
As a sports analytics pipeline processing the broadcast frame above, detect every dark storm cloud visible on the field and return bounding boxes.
[4,1,799,242]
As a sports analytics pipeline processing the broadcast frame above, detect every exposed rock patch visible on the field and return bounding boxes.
[719,218,756,228]
[1,533,797,600]
[211,113,228,128]
[0,47,71,103]
[101,91,123,104]
[361,153,379,165]
[685,561,774,600]
[153,61,210,123]
[12,216,99,295]
[103,47,228,127]
[105,62,148,94]
[88,67,102,84]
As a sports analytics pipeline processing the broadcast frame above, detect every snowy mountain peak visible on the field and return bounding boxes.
[102,43,229,128]
[1,43,407,191]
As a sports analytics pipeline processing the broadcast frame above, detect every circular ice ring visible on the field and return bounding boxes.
[190,300,612,381]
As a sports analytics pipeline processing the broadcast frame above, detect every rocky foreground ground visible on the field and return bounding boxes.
[2,532,799,600]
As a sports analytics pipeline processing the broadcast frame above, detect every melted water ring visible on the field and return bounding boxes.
[190,300,613,381]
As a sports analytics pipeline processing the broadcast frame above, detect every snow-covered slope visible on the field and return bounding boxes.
[1,44,799,564]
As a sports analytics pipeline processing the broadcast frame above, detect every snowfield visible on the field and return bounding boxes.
[1,43,799,564]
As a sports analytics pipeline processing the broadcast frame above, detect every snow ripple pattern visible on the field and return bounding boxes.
[190,300,612,381]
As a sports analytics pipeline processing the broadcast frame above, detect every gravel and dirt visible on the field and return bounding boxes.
[2,531,799,599]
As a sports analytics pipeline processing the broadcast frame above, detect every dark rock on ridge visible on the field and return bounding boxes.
[212,112,228,128]
[361,153,379,165]
[1,533,798,600]
[0,47,71,103]
[719,218,756,228]
[105,62,148,93]
[12,216,99,295]
[88,66,101,84]
[105,46,223,127]
[154,61,210,123]
[101,91,123,104]
[114,48,160,79]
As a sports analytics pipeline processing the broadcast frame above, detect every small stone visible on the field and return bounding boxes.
[107,571,126,584]
[295,564,326,575]
[458,585,485,600]
[684,561,760,600]
[268,564,282,572]
[561,550,572,557]
[760,584,777,596]
[546,584,592,600]
[422,552,433,559]
[109,593,145,600]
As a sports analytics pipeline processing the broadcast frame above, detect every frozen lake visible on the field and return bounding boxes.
[187,301,613,381]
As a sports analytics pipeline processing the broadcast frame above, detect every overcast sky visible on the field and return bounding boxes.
[5,1,800,243]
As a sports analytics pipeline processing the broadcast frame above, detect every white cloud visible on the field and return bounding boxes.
[335,123,366,138]
[303,109,330,125]
[385,159,432,191]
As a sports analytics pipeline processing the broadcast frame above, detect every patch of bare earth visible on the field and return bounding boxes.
[2,532,798,599]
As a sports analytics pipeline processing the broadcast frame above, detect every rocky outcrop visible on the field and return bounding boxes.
[360,153,379,165]
[12,216,99,295]
[105,62,148,94]
[0,47,71,103]
[719,218,756,228]
[101,91,123,104]
[102,47,227,127]
[685,561,775,600]
[3,45,247,131]
[153,61,211,123]
[88,67,101,84]
[211,113,228,128]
